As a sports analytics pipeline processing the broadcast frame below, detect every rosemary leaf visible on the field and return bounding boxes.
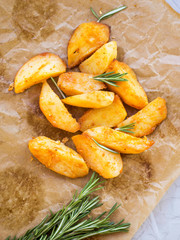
[92,71,128,87]
[115,123,135,134]
[90,7,99,19]
[92,138,119,154]
[99,79,119,87]
[90,6,127,22]
[50,77,66,99]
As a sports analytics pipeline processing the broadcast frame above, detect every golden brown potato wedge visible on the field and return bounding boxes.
[106,60,148,109]
[14,52,66,93]
[72,134,123,179]
[79,41,117,75]
[39,81,80,133]
[57,72,106,96]
[62,91,114,108]
[117,97,167,137]
[29,136,89,178]
[68,22,110,68]
[84,126,154,154]
[79,95,127,131]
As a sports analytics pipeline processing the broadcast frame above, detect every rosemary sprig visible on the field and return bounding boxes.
[92,72,128,87]
[90,5,127,22]
[6,173,130,240]
[50,77,66,99]
[92,138,119,154]
[115,123,135,134]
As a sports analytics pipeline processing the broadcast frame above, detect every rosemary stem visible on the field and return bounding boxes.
[90,6,127,22]
[91,72,128,87]
[115,123,136,134]
[92,138,119,154]
[50,77,66,99]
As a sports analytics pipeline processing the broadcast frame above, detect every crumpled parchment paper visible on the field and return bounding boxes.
[0,0,180,239]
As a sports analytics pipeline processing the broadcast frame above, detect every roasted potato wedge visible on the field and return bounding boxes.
[117,97,167,137]
[79,95,127,131]
[106,60,148,109]
[68,22,110,68]
[62,91,114,108]
[40,81,80,133]
[72,134,123,179]
[79,41,117,75]
[57,72,106,96]
[14,52,66,93]
[84,126,154,154]
[29,136,89,178]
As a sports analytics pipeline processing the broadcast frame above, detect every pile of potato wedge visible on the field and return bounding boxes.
[14,21,167,179]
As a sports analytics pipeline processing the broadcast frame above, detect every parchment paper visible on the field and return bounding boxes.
[0,0,180,239]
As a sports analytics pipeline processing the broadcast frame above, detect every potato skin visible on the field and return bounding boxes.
[29,136,89,178]
[84,126,154,154]
[57,72,106,96]
[79,41,117,75]
[72,134,123,179]
[117,97,167,137]
[79,95,127,132]
[68,22,110,68]
[14,52,66,93]
[62,91,114,108]
[39,81,80,133]
[106,60,148,109]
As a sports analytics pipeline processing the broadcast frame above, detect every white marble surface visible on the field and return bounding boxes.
[165,0,180,13]
[132,177,180,240]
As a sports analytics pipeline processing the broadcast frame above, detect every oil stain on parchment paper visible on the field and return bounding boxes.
[0,167,44,230]
[12,0,57,40]
[105,154,154,202]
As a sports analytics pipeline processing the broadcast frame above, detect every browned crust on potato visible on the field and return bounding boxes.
[106,59,148,109]
[68,21,110,68]
[14,52,66,93]
[78,95,127,131]
[117,97,167,137]
[57,72,106,96]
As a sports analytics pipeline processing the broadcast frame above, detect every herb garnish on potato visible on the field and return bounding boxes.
[84,126,154,154]
[117,97,167,137]
[106,60,148,109]
[58,72,106,96]
[73,134,123,179]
